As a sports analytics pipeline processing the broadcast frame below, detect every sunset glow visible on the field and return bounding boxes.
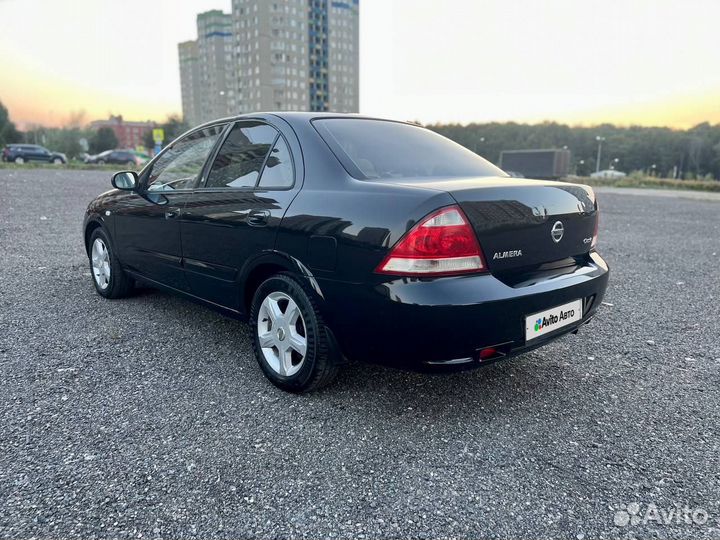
[1,0,718,128]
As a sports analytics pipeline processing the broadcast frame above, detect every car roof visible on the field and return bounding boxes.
[192,111,407,131]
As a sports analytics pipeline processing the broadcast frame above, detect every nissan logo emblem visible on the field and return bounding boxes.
[551,221,564,243]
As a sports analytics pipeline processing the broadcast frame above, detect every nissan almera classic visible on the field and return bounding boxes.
[83,113,609,392]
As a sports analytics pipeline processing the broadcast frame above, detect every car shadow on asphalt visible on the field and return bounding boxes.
[128,285,563,417]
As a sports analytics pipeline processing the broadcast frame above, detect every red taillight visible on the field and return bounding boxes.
[375,205,487,276]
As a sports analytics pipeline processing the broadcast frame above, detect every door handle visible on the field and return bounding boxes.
[247,210,270,226]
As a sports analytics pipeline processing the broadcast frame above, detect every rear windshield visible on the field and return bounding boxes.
[313,118,506,180]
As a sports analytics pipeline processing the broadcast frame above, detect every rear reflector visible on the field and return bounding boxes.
[479,347,498,360]
[591,194,599,249]
[375,205,487,276]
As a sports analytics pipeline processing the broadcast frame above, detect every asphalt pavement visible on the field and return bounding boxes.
[1,168,719,539]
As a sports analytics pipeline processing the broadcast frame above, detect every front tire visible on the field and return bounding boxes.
[250,273,340,392]
[88,228,133,298]
[14,157,24,164]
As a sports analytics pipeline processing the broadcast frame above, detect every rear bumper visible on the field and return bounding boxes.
[317,252,609,369]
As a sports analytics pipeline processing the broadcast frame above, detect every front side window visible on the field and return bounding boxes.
[205,121,278,189]
[146,124,225,191]
[313,118,507,180]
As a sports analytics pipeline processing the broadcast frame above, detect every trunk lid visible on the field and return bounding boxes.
[395,177,597,272]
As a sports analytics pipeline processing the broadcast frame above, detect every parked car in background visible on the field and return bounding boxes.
[85,149,146,167]
[83,113,609,393]
[132,150,151,164]
[590,169,627,179]
[2,144,67,164]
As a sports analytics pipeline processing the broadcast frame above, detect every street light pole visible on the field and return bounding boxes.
[575,159,585,176]
[595,136,605,173]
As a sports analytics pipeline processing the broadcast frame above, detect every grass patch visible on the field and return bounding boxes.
[563,175,720,193]
[0,162,134,172]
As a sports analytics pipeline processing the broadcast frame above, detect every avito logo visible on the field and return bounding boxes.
[534,309,575,332]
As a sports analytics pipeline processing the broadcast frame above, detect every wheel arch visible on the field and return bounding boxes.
[240,251,327,316]
[83,219,104,255]
[241,251,348,368]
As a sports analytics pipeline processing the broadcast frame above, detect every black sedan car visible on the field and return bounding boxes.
[85,149,145,167]
[2,144,66,164]
[83,113,609,392]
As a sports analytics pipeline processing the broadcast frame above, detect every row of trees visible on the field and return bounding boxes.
[0,101,22,148]
[3,98,719,178]
[427,121,720,180]
[0,100,189,160]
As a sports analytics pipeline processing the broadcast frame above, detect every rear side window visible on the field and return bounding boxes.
[258,136,293,189]
[206,122,278,188]
[313,118,506,180]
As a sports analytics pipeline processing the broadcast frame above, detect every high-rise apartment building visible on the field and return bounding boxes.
[178,40,202,126]
[179,10,236,126]
[179,2,359,124]
[234,0,359,113]
[234,0,309,112]
[197,10,236,121]
[327,1,359,113]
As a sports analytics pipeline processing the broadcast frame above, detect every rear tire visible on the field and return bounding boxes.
[125,160,135,168]
[52,158,62,165]
[98,159,106,165]
[250,273,340,392]
[88,228,134,299]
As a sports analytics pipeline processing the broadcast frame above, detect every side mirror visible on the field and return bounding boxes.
[111,171,138,191]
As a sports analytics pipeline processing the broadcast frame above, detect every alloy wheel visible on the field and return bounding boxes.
[257,291,307,376]
[91,238,111,290]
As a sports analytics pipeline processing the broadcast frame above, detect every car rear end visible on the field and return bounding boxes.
[2,145,18,162]
[319,181,608,369]
[307,117,609,369]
